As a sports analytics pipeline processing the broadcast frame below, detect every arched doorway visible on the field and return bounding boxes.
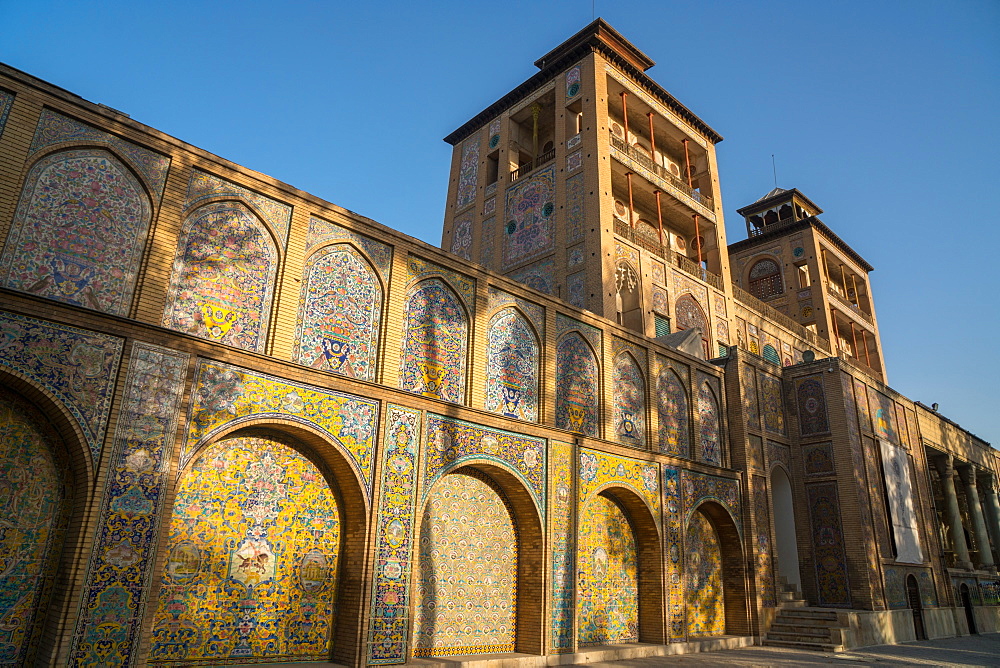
[961,583,977,634]
[770,467,801,593]
[413,464,543,657]
[0,387,74,666]
[685,502,749,637]
[905,575,925,640]
[149,433,348,664]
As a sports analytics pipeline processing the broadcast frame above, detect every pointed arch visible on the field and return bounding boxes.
[578,485,664,645]
[0,148,153,315]
[686,500,749,637]
[162,201,278,352]
[657,365,689,457]
[485,306,540,422]
[675,293,709,358]
[399,278,469,403]
[615,260,642,332]
[555,331,599,436]
[612,351,646,448]
[698,382,722,465]
[762,343,780,365]
[294,242,384,381]
[150,423,369,666]
[413,463,544,656]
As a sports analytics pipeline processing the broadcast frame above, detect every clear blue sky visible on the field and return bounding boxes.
[3,1,999,445]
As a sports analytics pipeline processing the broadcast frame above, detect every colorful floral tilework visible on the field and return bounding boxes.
[484,197,496,216]
[414,470,516,656]
[759,372,785,435]
[568,245,585,267]
[682,471,741,531]
[854,378,870,430]
[557,313,601,352]
[306,217,392,281]
[579,449,660,524]
[367,406,421,664]
[508,257,555,295]
[663,467,684,641]
[0,310,122,465]
[796,375,830,435]
[488,118,501,149]
[566,172,585,243]
[651,285,667,314]
[804,442,835,476]
[162,201,277,352]
[768,440,790,471]
[752,476,775,607]
[566,65,581,98]
[675,293,707,334]
[656,356,689,457]
[549,441,575,651]
[29,109,170,197]
[685,511,725,637]
[486,286,544,335]
[399,279,468,404]
[150,435,341,664]
[485,307,540,422]
[612,341,647,448]
[186,169,292,248]
[294,244,382,381]
[480,216,497,268]
[0,387,72,667]
[672,272,708,306]
[843,375,881,593]
[450,211,473,260]
[567,150,582,172]
[407,255,475,308]
[185,360,378,495]
[697,378,722,465]
[424,414,545,516]
[456,137,480,209]
[869,388,896,442]
[0,89,14,136]
[807,481,851,606]
[578,495,638,645]
[741,364,760,430]
[1,149,153,315]
[504,166,555,265]
[70,343,189,667]
[568,272,586,309]
[556,332,599,436]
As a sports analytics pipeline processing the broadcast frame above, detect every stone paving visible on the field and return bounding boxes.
[568,634,1000,667]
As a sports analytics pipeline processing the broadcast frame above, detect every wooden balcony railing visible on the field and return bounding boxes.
[509,148,556,183]
[610,135,713,210]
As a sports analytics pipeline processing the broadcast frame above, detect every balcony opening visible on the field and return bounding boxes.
[616,261,644,333]
[748,258,783,300]
[796,262,811,289]
[779,204,793,220]
[486,151,499,185]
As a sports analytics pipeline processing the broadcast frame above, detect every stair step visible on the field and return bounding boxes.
[779,599,807,608]
[770,623,834,635]
[775,610,839,622]
[763,639,844,652]
[767,630,832,642]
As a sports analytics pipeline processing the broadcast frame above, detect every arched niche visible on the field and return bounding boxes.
[0,377,93,666]
[413,463,543,657]
[770,465,801,592]
[686,501,749,637]
[578,485,664,645]
[697,382,722,466]
[0,148,154,315]
[484,307,540,422]
[150,423,369,666]
[399,278,469,404]
[162,201,279,352]
[656,365,689,457]
[674,293,710,358]
[294,242,384,381]
[555,332,599,436]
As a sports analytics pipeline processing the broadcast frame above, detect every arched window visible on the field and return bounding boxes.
[675,293,710,358]
[762,344,781,365]
[748,258,782,300]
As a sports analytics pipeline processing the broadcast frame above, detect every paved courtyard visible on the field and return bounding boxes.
[570,634,1000,667]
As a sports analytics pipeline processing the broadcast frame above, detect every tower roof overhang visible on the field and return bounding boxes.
[736,188,824,217]
[727,216,874,273]
[444,19,723,147]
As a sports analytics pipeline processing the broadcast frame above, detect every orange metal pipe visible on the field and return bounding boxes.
[694,214,703,268]
[831,308,841,352]
[654,190,664,245]
[647,112,656,159]
[626,172,635,229]
[861,329,872,367]
[621,92,629,139]
[850,321,859,359]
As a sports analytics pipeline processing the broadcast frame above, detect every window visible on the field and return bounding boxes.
[796,263,810,288]
[749,258,783,299]
[654,314,671,337]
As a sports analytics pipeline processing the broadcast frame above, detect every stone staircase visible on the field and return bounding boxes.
[763,579,848,652]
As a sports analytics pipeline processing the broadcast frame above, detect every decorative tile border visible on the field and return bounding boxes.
[578,448,660,528]
[549,441,575,651]
[186,169,292,249]
[307,217,393,281]
[69,343,188,666]
[487,286,545,336]
[664,466,684,641]
[407,255,476,309]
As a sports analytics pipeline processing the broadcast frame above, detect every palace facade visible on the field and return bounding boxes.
[0,19,998,668]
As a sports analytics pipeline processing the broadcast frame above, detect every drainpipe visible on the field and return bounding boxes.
[626,172,635,229]
[654,190,664,246]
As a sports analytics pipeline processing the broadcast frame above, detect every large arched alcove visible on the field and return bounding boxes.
[685,501,749,637]
[149,423,369,666]
[0,374,94,667]
[413,463,544,657]
[770,466,801,592]
[578,486,664,646]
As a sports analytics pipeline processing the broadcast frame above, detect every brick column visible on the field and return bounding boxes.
[981,474,1000,568]
[935,454,972,570]
[960,466,995,569]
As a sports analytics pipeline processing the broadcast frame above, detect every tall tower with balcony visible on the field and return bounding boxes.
[727,187,886,380]
[441,19,730,354]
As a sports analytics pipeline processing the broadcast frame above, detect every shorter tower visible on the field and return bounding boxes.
[728,188,885,380]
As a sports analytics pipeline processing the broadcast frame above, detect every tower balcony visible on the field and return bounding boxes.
[609,135,715,219]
